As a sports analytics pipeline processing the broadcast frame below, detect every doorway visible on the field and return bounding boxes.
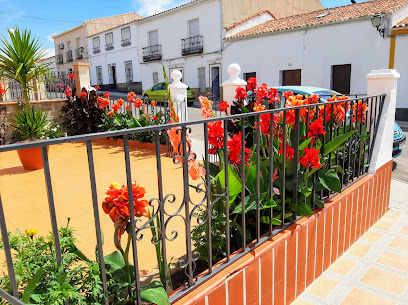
[332,64,351,94]
[281,69,302,86]
[108,64,117,89]
[211,65,220,100]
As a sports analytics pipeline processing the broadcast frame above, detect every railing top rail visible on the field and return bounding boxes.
[0,94,385,153]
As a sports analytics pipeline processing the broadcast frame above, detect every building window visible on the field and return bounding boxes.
[198,67,206,92]
[125,61,133,83]
[105,33,114,50]
[244,72,256,82]
[188,19,200,37]
[149,30,159,47]
[96,66,103,85]
[152,72,159,86]
[331,64,351,94]
[121,27,131,47]
[281,69,301,86]
[93,37,100,53]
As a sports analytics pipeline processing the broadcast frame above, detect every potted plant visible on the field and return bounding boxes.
[11,106,63,170]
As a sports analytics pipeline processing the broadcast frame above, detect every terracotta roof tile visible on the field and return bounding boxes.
[394,16,408,28]
[226,10,277,31]
[228,0,408,39]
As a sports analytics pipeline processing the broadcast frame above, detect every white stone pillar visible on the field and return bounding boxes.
[73,62,91,92]
[367,69,400,175]
[222,63,247,114]
[169,70,188,122]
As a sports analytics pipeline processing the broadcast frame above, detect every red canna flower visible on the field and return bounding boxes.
[97,97,110,109]
[134,97,143,108]
[300,147,322,169]
[285,96,307,126]
[352,100,369,123]
[235,87,248,101]
[228,132,252,167]
[267,88,280,104]
[199,96,215,118]
[65,87,72,98]
[283,91,294,99]
[68,73,75,80]
[153,116,158,121]
[0,84,5,96]
[308,118,326,144]
[256,83,268,102]
[278,142,294,161]
[107,111,114,117]
[94,85,100,90]
[219,100,229,112]
[127,92,136,102]
[151,101,157,107]
[125,105,130,111]
[80,91,87,99]
[208,121,224,154]
[112,103,121,112]
[246,77,257,93]
[104,91,110,99]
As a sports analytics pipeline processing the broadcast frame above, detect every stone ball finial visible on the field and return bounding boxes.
[171,70,182,82]
[228,63,241,77]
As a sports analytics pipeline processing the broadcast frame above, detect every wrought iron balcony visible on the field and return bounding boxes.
[105,43,114,51]
[181,35,203,56]
[65,50,73,62]
[143,45,162,62]
[93,47,100,54]
[121,39,131,47]
[56,54,63,64]
[75,47,84,60]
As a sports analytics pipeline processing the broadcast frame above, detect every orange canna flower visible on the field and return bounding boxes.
[127,92,136,102]
[253,103,265,112]
[198,96,215,118]
[151,101,157,107]
[134,97,143,108]
[188,160,206,180]
[107,111,114,117]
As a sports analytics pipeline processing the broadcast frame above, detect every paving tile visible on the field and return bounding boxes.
[360,231,383,243]
[306,275,339,298]
[291,299,314,305]
[377,251,408,272]
[372,220,393,231]
[340,288,396,305]
[347,243,371,258]
[360,268,408,295]
[399,226,408,237]
[388,237,408,252]
[328,258,357,276]
[382,210,402,221]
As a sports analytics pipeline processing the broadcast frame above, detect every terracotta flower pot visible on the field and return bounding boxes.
[17,146,48,170]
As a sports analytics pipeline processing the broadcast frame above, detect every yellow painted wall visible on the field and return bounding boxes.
[222,0,324,27]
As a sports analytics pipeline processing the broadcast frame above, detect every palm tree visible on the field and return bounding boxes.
[0,28,53,106]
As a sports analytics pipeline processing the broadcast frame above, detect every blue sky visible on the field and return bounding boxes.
[0,0,365,57]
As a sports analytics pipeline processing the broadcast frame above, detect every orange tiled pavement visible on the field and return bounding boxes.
[294,206,408,305]
[0,141,204,277]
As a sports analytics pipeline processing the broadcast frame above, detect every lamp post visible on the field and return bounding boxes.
[371,13,386,38]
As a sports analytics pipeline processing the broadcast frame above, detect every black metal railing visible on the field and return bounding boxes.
[65,50,73,62]
[181,35,203,55]
[121,39,131,47]
[75,47,84,59]
[143,45,162,62]
[105,43,114,51]
[93,46,101,54]
[0,95,385,304]
[56,54,63,64]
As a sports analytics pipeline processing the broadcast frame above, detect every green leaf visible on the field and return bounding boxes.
[260,216,282,225]
[299,138,312,151]
[324,131,355,156]
[21,267,45,303]
[314,200,325,208]
[318,169,341,193]
[140,281,170,305]
[331,165,345,175]
[261,199,277,210]
[217,165,242,197]
[104,251,133,287]
[232,193,266,214]
[296,203,314,216]
[240,105,250,113]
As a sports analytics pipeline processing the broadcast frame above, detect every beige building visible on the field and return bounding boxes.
[52,13,142,75]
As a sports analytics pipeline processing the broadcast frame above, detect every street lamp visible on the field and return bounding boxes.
[371,13,385,38]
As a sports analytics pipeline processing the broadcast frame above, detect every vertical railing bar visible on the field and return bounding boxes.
[86,140,109,305]
[346,101,355,188]
[204,123,213,271]
[223,120,230,262]
[41,146,63,266]
[240,117,246,251]
[292,109,300,220]
[357,99,365,178]
[351,99,360,182]
[269,113,274,233]
[369,95,385,164]
[256,115,261,242]
[320,104,327,199]
[123,135,142,304]
[329,104,334,170]
[0,194,19,298]
[368,96,378,164]
[154,131,169,293]
[281,111,287,228]
[341,102,348,186]
[181,126,194,286]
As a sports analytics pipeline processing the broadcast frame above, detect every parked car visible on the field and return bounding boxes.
[142,82,195,106]
[393,123,406,159]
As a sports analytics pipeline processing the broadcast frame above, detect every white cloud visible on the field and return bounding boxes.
[135,0,190,17]
[43,48,55,58]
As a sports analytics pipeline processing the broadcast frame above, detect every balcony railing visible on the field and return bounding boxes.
[105,43,114,51]
[142,44,162,62]
[181,35,203,55]
[65,50,73,62]
[0,94,385,305]
[93,46,100,54]
[56,54,63,64]
[121,39,131,47]
[75,47,84,60]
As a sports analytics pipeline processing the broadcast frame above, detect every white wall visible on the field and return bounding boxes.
[394,34,408,109]
[223,19,390,96]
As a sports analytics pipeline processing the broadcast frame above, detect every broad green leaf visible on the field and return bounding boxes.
[296,203,314,216]
[140,281,170,305]
[22,267,45,303]
[314,200,325,208]
[260,216,282,225]
[240,105,250,113]
[261,199,277,210]
[318,169,341,193]
[232,193,266,214]
[217,165,242,197]
[324,131,355,156]
[299,138,312,151]
[104,251,133,287]
[331,165,345,175]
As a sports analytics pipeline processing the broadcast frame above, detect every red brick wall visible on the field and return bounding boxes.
[173,160,393,305]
